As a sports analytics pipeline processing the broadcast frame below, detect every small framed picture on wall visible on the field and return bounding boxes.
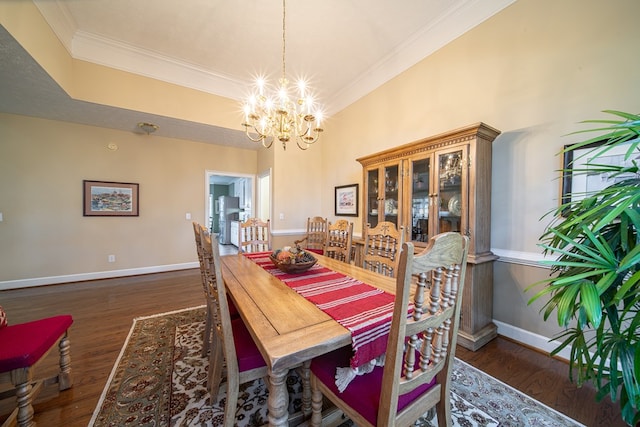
[335,184,359,217]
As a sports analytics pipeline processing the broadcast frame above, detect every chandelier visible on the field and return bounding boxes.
[241,0,324,150]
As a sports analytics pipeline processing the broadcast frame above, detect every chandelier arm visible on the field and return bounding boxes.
[243,126,267,143]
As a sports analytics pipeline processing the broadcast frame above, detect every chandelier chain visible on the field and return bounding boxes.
[240,0,324,150]
[281,0,286,81]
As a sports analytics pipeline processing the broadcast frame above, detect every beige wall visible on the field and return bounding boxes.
[319,0,640,342]
[2,0,640,351]
[0,113,256,286]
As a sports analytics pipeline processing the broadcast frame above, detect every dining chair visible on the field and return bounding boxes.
[323,219,353,264]
[205,233,270,427]
[294,216,328,254]
[362,221,404,277]
[0,310,73,427]
[309,232,469,427]
[192,221,216,357]
[238,217,271,253]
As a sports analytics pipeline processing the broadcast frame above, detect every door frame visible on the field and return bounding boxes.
[205,170,255,231]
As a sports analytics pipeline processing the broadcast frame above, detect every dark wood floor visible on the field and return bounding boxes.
[0,267,627,426]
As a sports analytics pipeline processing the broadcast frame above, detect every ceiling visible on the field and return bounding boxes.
[0,0,515,149]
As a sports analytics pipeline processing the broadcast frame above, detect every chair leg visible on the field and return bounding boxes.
[10,369,35,427]
[310,376,323,427]
[58,332,73,390]
[223,377,240,427]
[207,341,224,399]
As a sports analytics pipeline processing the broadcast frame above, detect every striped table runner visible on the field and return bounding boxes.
[244,252,395,369]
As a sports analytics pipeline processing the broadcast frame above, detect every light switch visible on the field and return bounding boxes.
[186,212,191,220]
[0,212,3,222]
[279,213,285,220]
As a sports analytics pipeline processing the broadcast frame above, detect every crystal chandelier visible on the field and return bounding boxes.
[241,0,324,150]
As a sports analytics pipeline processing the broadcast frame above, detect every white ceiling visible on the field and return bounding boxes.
[0,0,515,149]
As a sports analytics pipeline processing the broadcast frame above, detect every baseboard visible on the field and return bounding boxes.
[494,319,570,361]
[0,262,199,290]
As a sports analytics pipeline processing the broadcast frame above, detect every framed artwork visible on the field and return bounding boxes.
[335,184,359,217]
[83,180,139,216]
[561,140,635,212]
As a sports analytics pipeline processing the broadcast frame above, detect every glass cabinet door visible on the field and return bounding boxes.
[366,169,380,228]
[410,158,430,242]
[382,164,399,227]
[437,149,464,234]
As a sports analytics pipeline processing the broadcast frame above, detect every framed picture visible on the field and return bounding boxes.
[83,180,139,216]
[335,184,359,217]
[561,140,635,211]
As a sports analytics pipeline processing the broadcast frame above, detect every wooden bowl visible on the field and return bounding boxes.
[269,253,317,273]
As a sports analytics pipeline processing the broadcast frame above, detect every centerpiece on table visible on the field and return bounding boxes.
[270,245,317,273]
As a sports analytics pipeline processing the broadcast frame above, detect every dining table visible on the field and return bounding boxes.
[220,252,396,427]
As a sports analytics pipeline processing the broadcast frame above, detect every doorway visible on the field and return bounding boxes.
[205,171,254,233]
[257,169,271,223]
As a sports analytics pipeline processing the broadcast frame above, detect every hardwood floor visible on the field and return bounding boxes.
[0,266,627,427]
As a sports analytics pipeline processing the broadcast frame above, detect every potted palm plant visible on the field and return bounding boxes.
[527,110,640,426]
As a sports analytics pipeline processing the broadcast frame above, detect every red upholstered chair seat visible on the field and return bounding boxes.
[0,314,73,427]
[228,296,240,319]
[310,346,436,426]
[231,317,266,372]
[0,315,73,372]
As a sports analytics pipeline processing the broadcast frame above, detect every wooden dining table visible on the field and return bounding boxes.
[220,252,396,427]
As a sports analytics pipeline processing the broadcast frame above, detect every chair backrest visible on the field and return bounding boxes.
[362,221,404,277]
[324,220,353,263]
[238,217,271,253]
[294,216,328,252]
[192,222,208,286]
[196,224,219,314]
[203,233,242,379]
[379,232,469,426]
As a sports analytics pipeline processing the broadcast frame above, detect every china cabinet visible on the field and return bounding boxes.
[357,122,501,350]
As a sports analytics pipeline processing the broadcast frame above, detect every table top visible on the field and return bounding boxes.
[220,253,396,371]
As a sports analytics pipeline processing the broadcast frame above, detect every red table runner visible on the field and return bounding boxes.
[243,252,395,369]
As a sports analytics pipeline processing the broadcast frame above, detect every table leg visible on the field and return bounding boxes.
[268,367,289,427]
[298,360,312,418]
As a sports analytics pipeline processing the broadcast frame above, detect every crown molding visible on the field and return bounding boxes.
[71,30,245,100]
[329,0,517,115]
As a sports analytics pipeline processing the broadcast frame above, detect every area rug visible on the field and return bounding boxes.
[89,306,584,427]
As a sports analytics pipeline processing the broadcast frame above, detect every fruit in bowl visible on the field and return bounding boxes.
[270,245,317,273]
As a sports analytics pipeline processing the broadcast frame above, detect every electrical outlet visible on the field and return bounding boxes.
[279,213,285,220]
[108,255,116,263]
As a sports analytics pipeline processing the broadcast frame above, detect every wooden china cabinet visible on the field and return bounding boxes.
[357,122,501,350]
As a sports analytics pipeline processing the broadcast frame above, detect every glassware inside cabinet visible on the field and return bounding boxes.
[383,165,399,226]
[438,150,462,233]
[367,169,379,228]
[411,158,430,242]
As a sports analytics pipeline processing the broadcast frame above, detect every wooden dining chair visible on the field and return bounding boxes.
[362,221,404,277]
[309,232,469,427]
[294,216,328,254]
[323,219,353,264]
[205,233,270,427]
[238,217,271,253]
[192,221,216,357]
[0,310,73,427]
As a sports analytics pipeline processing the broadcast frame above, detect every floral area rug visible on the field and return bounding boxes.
[89,306,584,427]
